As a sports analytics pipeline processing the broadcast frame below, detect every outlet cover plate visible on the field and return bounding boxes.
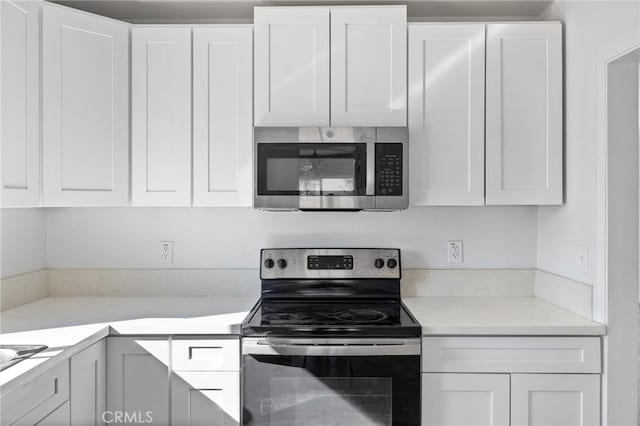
[447,240,463,264]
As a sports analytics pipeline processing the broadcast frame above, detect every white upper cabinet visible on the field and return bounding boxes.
[254,7,330,127]
[408,24,485,206]
[42,4,129,206]
[1,0,41,207]
[486,23,563,205]
[254,6,406,127]
[132,27,192,206]
[330,6,407,127]
[193,26,253,207]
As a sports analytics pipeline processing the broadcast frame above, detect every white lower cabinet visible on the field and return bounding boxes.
[70,339,107,425]
[38,400,71,425]
[421,337,602,426]
[511,374,600,426]
[105,337,241,425]
[107,337,171,425]
[171,371,240,426]
[171,338,241,425]
[0,360,70,425]
[422,373,509,426]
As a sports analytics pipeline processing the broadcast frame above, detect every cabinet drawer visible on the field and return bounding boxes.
[172,339,240,371]
[422,337,601,373]
[1,360,70,425]
[171,371,240,425]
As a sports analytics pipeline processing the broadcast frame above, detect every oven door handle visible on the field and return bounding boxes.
[242,338,421,356]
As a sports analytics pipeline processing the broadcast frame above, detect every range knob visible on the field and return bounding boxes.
[263,258,275,269]
[387,258,398,269]
[374,258,385,269]
[277,259,288,269]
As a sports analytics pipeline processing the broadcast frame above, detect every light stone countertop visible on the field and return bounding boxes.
[0,295,606,395]
[403,296,606,336]
[0,296,257,394]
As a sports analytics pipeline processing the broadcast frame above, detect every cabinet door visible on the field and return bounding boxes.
[330,6,407,126]
[171,371,240,426]
[1,0,40,206]
[511,374,600,426]
[71,339,106,426]
[42,4,129,206]
[107,338,170,425]
[486,23,562,205]
[422,373,510,426]
[254,7,330,127]
[193,26,253,207]
[1,361,70,425]
[37,401,70,426]
[131,27,191,206]
[408,24,485,206]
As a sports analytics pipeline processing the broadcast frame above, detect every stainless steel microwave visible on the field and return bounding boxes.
[254,127,408,211]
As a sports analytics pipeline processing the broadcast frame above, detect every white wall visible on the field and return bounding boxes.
[45,207,537,269]
[537,0,640,285]
[0,209,46,278]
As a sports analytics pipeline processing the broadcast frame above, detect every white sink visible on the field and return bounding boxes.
[0,345,47,371]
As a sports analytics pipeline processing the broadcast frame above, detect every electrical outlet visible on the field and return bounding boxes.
[447,240,463,264]
[576,246,588,273]
[160,241,173,264]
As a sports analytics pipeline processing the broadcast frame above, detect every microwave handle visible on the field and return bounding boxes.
[366,142,376,196]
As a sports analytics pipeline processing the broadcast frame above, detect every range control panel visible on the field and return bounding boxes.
[307,255,354,270]
[375,143,403,196]
[261,248,401,280]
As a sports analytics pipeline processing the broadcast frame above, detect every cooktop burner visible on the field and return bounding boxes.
[260,302,396,326]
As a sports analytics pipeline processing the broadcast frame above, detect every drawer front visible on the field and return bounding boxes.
[1,360,70,425]
[172,338,240,371]
[171,371,240,425]
[422,337,601,373]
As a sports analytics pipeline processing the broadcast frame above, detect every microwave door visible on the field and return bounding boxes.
[256,143,371,210]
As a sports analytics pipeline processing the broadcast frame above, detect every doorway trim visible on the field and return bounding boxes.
[594,26,640,426]
[594,27,640,323]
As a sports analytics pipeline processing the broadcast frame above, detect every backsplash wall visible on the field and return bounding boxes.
[1,209,46,278]
[45,207,537,269]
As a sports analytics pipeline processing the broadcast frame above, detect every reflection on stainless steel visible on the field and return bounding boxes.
[262,377,392,426]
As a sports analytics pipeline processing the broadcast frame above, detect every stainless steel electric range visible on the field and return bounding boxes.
[241,248,421,426]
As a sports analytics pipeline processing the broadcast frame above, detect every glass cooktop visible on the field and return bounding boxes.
[242,300,421,337]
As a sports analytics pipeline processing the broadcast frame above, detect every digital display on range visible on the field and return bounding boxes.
[307,255,354,270]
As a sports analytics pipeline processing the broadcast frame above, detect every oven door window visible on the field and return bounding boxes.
[242,355,420,426]
[257,143,367,196]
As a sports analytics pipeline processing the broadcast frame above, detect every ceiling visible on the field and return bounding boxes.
[51,0,554,22]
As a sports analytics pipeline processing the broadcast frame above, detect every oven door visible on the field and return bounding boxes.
[242,338,421,426]
[255,143,374,210]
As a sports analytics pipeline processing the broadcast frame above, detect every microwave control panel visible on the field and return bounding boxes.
[375,143,403,196]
